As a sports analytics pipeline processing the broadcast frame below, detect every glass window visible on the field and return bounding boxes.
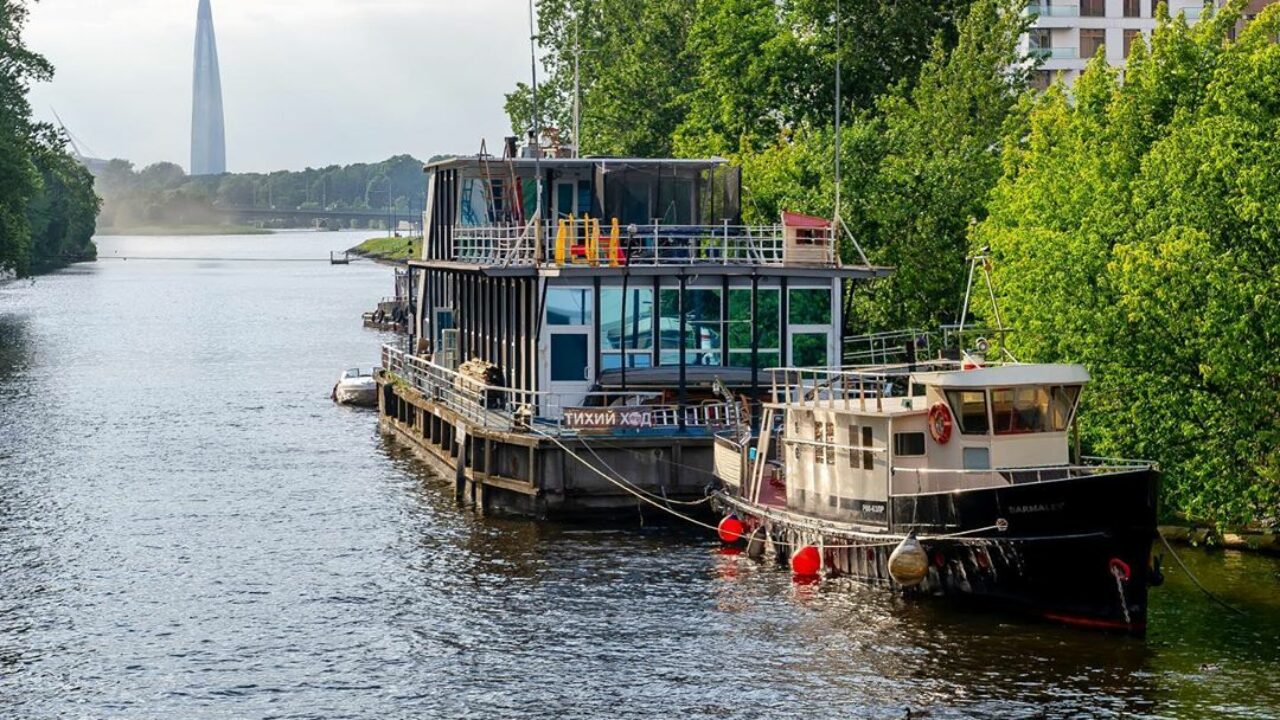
[945,390,990,435]
[658,288,722,366]
[1123,0,1141,17]
[1081,0,1105,16]
[894,432,926,457]
[727,288,780,368]
[963,447,991,470]
[1081,29,1105,58]
[991,387,1050,434]
[1049,385,1082,431]
[555,182,575,219]
[460,178,490,227]
[550,334,588,382]
[788,288,831,325]
[791,332,829,367]
[546,288,591,326]
[599,288,654,351]
[847,425,860,469]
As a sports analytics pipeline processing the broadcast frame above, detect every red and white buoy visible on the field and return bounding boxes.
[717,515,745,544]
[790,544,821,577]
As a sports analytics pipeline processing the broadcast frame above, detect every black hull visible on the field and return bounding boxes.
[724,468,1159,636]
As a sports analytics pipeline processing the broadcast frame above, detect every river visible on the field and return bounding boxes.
[1,232,1276,719]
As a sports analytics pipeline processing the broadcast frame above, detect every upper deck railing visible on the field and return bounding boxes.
[447,220,835,268]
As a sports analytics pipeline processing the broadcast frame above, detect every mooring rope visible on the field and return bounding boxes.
[530,426,1002,550]
[1158,530,1247,617]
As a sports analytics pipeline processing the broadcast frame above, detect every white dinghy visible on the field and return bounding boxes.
[333,368,377,407]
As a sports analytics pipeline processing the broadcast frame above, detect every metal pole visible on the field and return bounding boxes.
[834,0,842,220]
[678,273,687,432]
[529,0,545,264]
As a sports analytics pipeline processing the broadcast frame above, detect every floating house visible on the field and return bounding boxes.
[377,141,890,518]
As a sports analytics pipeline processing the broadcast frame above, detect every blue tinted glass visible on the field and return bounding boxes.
[547,288,591,326]
[551,334,589,381]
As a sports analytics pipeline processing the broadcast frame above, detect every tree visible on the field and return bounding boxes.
[974,0,1280,527]
[0,0,53,275]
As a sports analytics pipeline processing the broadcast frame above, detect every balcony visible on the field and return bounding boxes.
[447,221,837,269]
[1031,46,1080,60]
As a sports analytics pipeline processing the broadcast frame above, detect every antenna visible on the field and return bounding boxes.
[529,0,545,263]
[572,11,582,154]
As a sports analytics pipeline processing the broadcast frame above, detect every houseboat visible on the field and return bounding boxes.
[375,134,890,518]
[711,301,1160,635]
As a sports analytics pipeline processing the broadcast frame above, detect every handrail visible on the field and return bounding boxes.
[448,221,835,268]
[381,344,740,435]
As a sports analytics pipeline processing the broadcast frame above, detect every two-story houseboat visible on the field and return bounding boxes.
[376,141,890,518]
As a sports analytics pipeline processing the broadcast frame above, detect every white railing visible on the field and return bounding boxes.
[890,461,1153,495]
[381,344,740,435]
[447,221,831,268]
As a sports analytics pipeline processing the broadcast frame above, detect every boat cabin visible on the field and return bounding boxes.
[400,152,890,429]
[734,361,1089,526]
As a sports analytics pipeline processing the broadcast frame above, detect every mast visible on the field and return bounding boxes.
[834,0,842,221]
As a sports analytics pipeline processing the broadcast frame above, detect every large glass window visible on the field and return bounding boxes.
[727,288,780,368]
[599,287,654,369]
[791,333,829,367]
[1123,0,1141,17]
[546,288,591,326]
[1081,0,1105,16]
[1080,28,1105,59]
[945,390,990,435]
[788,288,832,325]
[659,288,722,366]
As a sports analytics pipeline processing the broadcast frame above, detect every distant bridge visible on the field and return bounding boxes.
[215,205,421,228]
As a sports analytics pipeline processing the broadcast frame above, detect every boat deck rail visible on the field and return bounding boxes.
[448,220,835,268]
[381,344,739,436]
[767,360,995,411]
[890,461,1154,495]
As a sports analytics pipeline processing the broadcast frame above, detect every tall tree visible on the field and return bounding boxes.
[975,0,1280,527]
[0,0,52,275]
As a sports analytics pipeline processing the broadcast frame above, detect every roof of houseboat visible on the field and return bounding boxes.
[424,155,731,171]
[912,363,1090,388]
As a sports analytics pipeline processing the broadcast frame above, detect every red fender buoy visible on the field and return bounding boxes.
[717,515,745,544]
[791,544,821,577]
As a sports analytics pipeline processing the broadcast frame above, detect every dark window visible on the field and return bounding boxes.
[1081,28,1106,58]
[1123,0,1141,17]
[848,425,860,469]
[945,390,991,435]
[894,432,927,457]
[991,387,1050,434]
[1032,70,1054,91]
[862,427,874,470]
[1081,0,1105,16]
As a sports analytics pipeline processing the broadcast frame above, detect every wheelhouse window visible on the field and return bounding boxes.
[990,387,1050,434]
[1049,385,1082,431]
[893,432,926,457]
[945,390,990,435]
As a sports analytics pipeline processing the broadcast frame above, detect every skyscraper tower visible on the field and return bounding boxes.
[191,0,226,175]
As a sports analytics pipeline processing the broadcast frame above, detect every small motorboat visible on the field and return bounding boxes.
[333,368,377,407]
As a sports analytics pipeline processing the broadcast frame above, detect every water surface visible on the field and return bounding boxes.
[1,232,1277,719]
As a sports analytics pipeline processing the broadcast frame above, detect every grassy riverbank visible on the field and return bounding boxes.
[349,235,421,262]
[96,225,273,237]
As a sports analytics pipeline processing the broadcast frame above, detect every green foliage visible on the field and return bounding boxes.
[512,0,976,157]
[974,0,1280,527]
[0,0,98,277]
[350,235,422,261]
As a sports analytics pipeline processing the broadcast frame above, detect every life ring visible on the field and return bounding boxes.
[1109,558,1131,582]
[928,402,953,445]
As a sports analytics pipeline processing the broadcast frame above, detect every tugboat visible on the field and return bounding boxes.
[711,255,1160,636]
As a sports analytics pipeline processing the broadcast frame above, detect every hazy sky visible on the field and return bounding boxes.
[26,0,532,173]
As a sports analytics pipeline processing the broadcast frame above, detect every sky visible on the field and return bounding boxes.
[26,0,532,173]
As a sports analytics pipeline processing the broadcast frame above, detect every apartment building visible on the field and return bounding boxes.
[1027,0,1275,88]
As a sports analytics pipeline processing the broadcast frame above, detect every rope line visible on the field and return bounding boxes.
[531,425,1003,550]
[1158,530,1247,617]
